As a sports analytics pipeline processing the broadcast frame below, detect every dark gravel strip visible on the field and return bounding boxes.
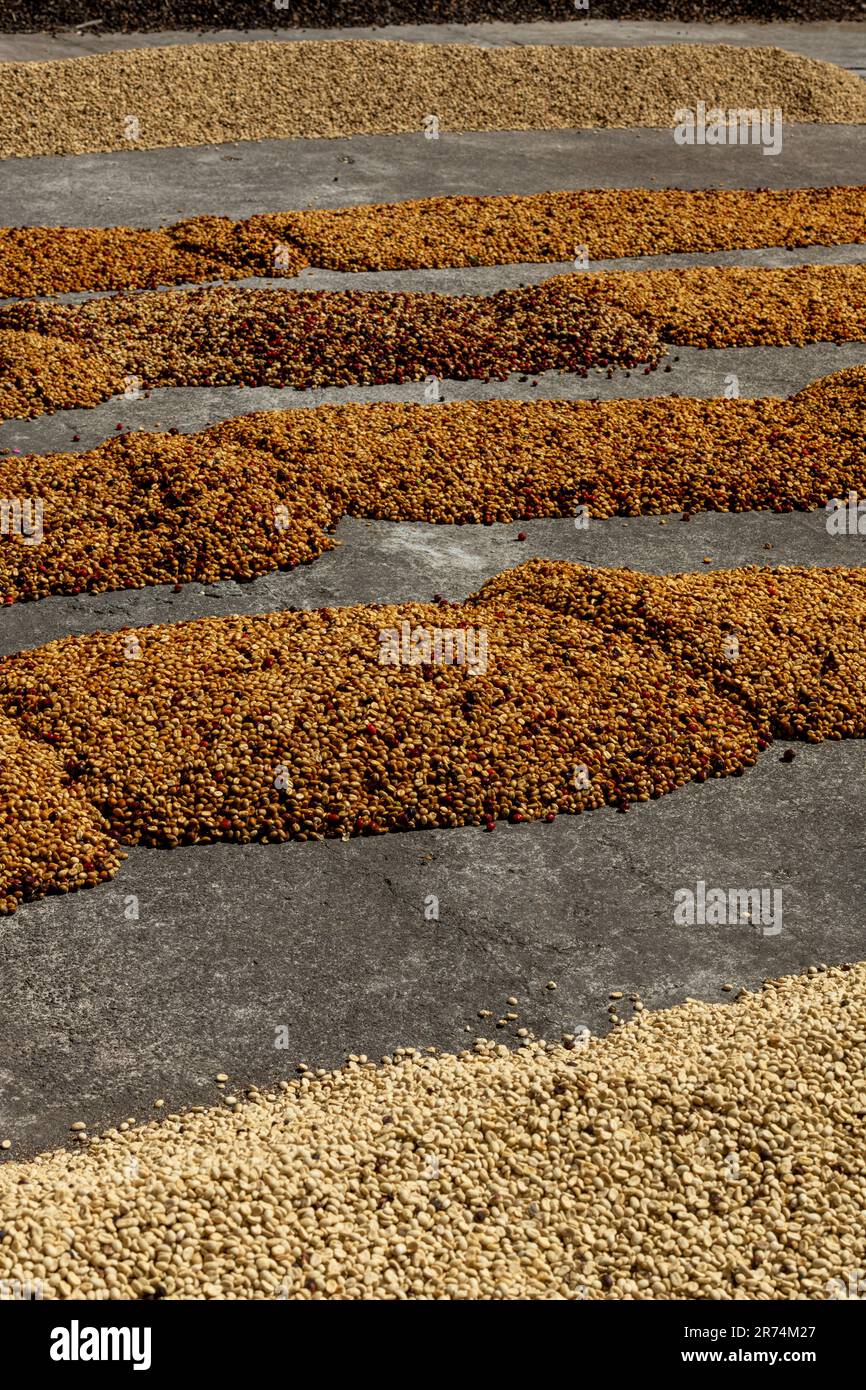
[2,4,865,34]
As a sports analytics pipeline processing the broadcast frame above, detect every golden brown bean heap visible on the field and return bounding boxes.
[0,718,125,913]
[1,366,864,604]
[3,185,865,296]
[2,41,865,160]
[595,262,866,348]
[3,264,866,424]
[0,329,122,420]
[0,960,863,1299]
[0,223,287,300]
[1,560,866,914]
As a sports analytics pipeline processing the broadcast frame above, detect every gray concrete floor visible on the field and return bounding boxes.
[0,506,862,659]
[1,28,866,1160]
[3,125,865,227]
[4,339,866,460]
[3,738,864,1158]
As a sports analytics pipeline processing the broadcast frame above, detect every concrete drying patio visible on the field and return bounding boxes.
[1,21,865,1158]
